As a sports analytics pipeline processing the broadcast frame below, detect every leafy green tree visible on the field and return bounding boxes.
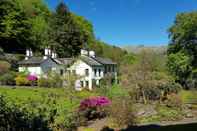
[168,11,197,87]
[0,0,51,53]
[50,2,87,57]
[167,52,192,87]
[0,0,30,53]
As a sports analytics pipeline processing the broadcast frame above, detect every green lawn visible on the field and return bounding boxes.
[0,86,99,127]
[179,90,197,104]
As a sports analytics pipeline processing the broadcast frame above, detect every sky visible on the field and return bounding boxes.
[45,0,197,46]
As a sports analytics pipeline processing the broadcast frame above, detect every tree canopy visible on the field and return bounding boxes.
[0,0,132,63]
[168,11,197,88]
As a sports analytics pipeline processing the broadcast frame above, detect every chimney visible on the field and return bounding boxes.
[44,48,49,59]
[25,49,30,60]
[55,53,57,58]
[52,51,57,59]
[89,51,95,58]
[44,48,49,56]
[81,49,88,56]
[48,48,51,56]
[30,49,33,57]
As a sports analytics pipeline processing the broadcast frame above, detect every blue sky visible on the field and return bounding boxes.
[45,0,197,46]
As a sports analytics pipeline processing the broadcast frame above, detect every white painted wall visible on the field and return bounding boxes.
[68,60,106,90]
[68,60,93,90]
[19,66,42,77]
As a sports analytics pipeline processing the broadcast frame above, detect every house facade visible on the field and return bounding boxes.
[18,49,117,90]
[18,49,65,77]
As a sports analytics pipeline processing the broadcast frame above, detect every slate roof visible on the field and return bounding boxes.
[55,58,74,66]
[92,57,116,65]
[18,57,45,65]
[80,56,102,66]
[18,55,116,67]
[18,57,59,65]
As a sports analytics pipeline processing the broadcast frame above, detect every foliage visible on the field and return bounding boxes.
[79,96,111,120]
[0,71,16,85]
[168,11,197,88]
[120,49,180,103]
[167,52,192,88]
[165,93,183,109]
[0,0,132,66]
[108,96,136,128]
[0,60,11,75]
[37,77,50,87]
[99,74,115,87]
[38,72,63,88]
[95,85,128,100]
[27,74,37,81]
[0,94,51,131]
[140,105,183,123]
[27,74,38,86]
[79,96,111,110]
[179,90,197,104]
[0,87,101,130]
[15,73,30,86]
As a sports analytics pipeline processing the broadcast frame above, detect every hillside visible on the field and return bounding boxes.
[123,45,167,54]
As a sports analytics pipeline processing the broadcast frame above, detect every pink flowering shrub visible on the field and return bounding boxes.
[27,74,38,86]
[80,96,111,110]
[27,74,37,81]
[79,96,111,120]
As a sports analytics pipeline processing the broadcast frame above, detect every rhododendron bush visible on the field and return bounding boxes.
[79,96,111,120]
[27,74,38,86]
[27,74,38,81]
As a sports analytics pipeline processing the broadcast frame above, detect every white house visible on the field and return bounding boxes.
[18,48,66,77]
[18,48,117,90]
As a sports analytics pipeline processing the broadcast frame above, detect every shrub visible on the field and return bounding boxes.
[165,93,183,109]
[0,60,10,75]
[0,94,51,131]
[136,80,182,103]
[100,74,114,87]
[38,73,63,88]
[108,96,136,128]
[38,77,51,87]
[27,74,38,86]
[79,96,111,120]
[15,74,30,86]
[0,71,16,85]
[95,85,128,99]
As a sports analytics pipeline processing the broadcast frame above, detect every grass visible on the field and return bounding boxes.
[139,105,183,123]
[179,90,197,104]
[0,86,99,127]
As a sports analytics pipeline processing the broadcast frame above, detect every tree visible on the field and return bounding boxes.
[167,52,192,88]
[168,11,197,87]
[0,0,30,53]
[50,2,87,57]
[0,0,51,53]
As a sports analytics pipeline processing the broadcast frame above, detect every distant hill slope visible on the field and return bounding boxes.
[122,45,167,54]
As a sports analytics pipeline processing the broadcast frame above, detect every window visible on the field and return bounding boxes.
[67,70,71,74]
[98,69,101,77]
[94,69,97,77]
[60,69,64,76]
[81,81,83,87]
[112,66,115,72]
[104,66,107,73]
[72,70,76,75]
[86,81,89,87]
[85,69,89,76]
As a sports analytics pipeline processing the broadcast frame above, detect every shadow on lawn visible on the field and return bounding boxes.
[101,123,197,131]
